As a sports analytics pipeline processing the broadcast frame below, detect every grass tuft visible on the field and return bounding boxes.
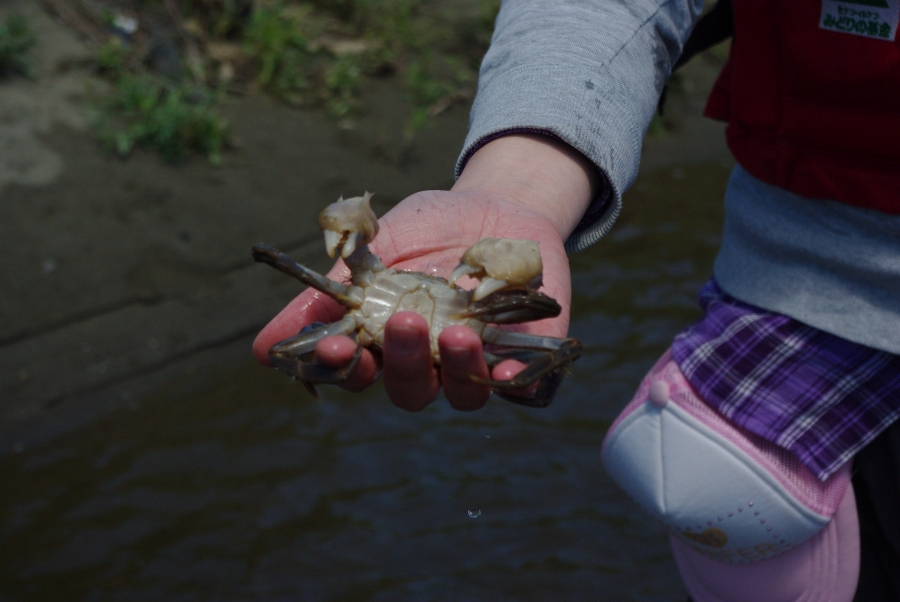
[85,0,501,160]
[239,0,497,126]
[0,13,36,77]
[94,74,230,165]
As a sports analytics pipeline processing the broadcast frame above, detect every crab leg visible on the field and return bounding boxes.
[475,338,581,389]
[459,289,561,324]
[270,314,360,361]
[480,326,571,350]
[474,328,583,408]
[251,244,363,307]
[268,314,363,399]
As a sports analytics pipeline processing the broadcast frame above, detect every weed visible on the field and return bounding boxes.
[87,0,500,148]
[405,55,449,129]
[241,0,493,126]
[95,37,129,75]
[90,7,232,164]
[325,55,361,117]
[0,13,36,77]
[360,0,420,56]
[95,74,230,164]
[243,4,320,97]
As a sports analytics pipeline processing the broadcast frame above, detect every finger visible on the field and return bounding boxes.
[490,358,539,399]
[438,326,491,411]
[253,289,346,365]
[382,312,440,411]
[314,336,381,393]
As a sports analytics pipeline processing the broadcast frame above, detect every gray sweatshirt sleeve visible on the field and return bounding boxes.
[455,0,703,252]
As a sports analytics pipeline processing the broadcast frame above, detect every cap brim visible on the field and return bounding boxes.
[671,481,860,602]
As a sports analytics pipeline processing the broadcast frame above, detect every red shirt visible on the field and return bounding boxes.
[706,0,900,214]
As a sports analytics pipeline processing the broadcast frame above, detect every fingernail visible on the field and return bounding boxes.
[446,346,471,363]
[390,325,423,356]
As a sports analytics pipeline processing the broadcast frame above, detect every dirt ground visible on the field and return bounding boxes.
[0,0,730,451]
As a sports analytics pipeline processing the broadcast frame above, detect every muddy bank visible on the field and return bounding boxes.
[0,1,475,442]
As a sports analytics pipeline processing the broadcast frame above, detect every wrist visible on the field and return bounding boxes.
[451,134,602,239]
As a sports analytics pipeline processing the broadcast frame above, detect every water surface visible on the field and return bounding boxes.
[0,163,730,601]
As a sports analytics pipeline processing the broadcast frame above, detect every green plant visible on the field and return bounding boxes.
[325,55,361,117]
[244,4,319,96]
[243,3,379,113]
[90,10,233,165]
[404,55,447,129]
[172,0,498,128]
[405,53,474,130]
[96,74,231,164]
[359,0,421,55]
[95,37,129,75]
[0,13,36,77]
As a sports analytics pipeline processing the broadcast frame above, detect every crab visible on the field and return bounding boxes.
[251,193,582,407]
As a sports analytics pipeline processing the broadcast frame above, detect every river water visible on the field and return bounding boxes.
[0,163,731,601]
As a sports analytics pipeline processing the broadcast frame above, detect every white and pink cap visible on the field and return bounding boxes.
[601,350,859,601]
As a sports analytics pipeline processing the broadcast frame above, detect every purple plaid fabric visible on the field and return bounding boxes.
[671,280,900,481]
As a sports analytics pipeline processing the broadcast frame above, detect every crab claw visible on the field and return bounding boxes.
[450,238,543,301]
[319,192,379,258]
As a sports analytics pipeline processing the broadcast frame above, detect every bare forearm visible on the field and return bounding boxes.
[451,134,602,241]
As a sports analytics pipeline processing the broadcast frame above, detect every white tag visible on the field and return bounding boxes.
[820,0,900,41]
